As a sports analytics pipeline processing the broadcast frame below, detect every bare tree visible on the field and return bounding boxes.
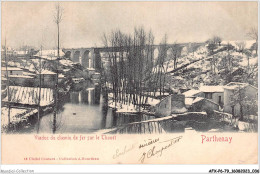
[207,43,217,55]
[235,41,246,53]
[207,36,222,46]
[30,47,44,133]
[37,46,43,133]
[247,27,258,55]
[4,37,11,131]
[102,27,157,111]
[229,85,246,120]
[169,42,182,69]
[213,36,222,46]
[54,3,63,59]
[157,34,168,96]
[187,43,200,56]
[53,3,63,134]
[244,49,252,73]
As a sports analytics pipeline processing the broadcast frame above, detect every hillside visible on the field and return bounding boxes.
[165,40,258,91]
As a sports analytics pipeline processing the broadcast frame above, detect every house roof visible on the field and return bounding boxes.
[200,86,224,93]
[226,82,247,87]
[185,96,220,107]
[15,50,28,55]
[183,89,201,97]
[2,86,54,106]
[192,97,204,104]
[23,72,35,76]
[1,67,23,71]
[38,69,56,75]
[9,75,34,79]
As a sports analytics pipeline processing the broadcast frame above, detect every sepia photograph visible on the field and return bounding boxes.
[1,1,258,168]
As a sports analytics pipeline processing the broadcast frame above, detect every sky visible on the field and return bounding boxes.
[2,1,258,49]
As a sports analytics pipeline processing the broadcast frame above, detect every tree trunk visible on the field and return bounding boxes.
[53,22,60,134]
[37,48,42,134]
[37,73,41,133]
[4,38,11,131]
[240,104,243,121]
[231,106,235,118]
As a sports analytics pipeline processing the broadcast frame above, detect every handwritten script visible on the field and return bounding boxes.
[139,138,160,149]
[139,136,183,163]
[113,144,135,159]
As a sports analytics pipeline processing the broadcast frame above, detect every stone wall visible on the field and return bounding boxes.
[154,94,186,117]
[154,95,172,117]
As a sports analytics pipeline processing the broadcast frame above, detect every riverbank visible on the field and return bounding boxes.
[1,107,38,133]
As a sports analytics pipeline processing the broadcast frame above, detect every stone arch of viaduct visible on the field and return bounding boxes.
[62,43,199,71]
[62,48,96,69]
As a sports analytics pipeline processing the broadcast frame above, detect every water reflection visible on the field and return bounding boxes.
[112,113,156,127]
[70,87,100,105]
[38,84,155,134]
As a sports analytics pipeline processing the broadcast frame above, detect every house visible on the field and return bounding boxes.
[183,89,204,108]
[199,86,224,106]
[223,82,258,117]
[8,75,35,87]
[1,47,15,56]
[34,49,64,58]
[37,70,56,87]
[1,66,23,76]
[182,87,221,112]
[151,93,187,117]
[1,67,36,86]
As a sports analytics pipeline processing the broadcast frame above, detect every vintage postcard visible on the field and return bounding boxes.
[1,1,258,168]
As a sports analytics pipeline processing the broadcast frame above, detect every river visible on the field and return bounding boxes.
[36,83,155,134]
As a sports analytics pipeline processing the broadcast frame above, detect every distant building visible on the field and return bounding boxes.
[9,75,35,87]
[1,67,23,76]
[200,86,224,106]
[1,66,36,87]
[1,47,15,57]
[182,86,223,113]
[37,70,56,87]
[35,49,64,58]
[183,89,204,109]
[14,50,29,57]
[223,82,258,117]
[182,86,224,107]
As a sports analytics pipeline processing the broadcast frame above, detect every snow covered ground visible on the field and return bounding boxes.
[222,40,256,49]
[108,92,160,113]
[1,107,37,126]
[109,102,138,113]
[59,59,75,66]
[108,98,160,113]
